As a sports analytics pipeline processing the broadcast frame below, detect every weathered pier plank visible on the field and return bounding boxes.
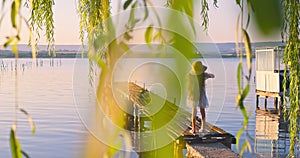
[186,142,239,158]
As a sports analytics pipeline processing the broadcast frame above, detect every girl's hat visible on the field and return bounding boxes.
[191,61,207,75]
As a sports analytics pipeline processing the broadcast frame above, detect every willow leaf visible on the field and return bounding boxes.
[119,41,131,54]
[12,43,18,54]
[11,1,17,28]
[123,0,133,10]
[4,36,15,48]
[10,129,22,158]
[237,62,242,92]
[21,150,30,158]
[242,29,252,73]
[246,139,252,153]
[213,0,218,7]
[241,84,250,100]
[145,25,153,47]
[236,127,244,151]
[236,0,241,7]
[241,106,248,125]
[240,140,249,156]
[200,0,209,30]
[20,108,36,134]
[128,2,137,28]
[246,0,251,29]
[142,0,148,20]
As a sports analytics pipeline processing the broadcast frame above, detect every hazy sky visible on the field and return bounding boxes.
[0,0,281,45]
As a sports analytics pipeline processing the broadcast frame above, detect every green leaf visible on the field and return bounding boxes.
[236,127,244,151]
[242,29,252,73]
[246,139,252,153]
[11,1,17,28]
[240,141,247,156]
[213,0,218,7]
[12,43,18,54]
[246,0,251,28]
[237,62,242,92]
[20,108,36,134]
[153,31,161,40]
[123,0,133,10]
[240,139,251,155]
[241,84,250,100]
[15,0,21,9]
[10,128,22,158]
[142,0,148,20]
[128,1,137,28]
[236,0,241,7]
[21,150,30,158]
[251,0,282,35]
[119,41,131,54]
[145,25,153,46]
[123,31,133,40]
[241,106,248,124]
[4,36,15,48]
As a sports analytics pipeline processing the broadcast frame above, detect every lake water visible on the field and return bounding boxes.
[0,57,298,157]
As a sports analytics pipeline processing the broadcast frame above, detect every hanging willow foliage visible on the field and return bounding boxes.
[28,0,55,56]
[165,0,216,31]
[282,0,300,156]
[78,0,111,60]
[234,0,253,155]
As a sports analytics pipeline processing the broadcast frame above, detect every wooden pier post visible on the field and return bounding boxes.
[256,90,282,111]
[274,97,278,110]
[264,96,268,110]
[256,95,259,109]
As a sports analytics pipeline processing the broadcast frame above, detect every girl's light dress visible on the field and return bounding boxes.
[187,72,211,109]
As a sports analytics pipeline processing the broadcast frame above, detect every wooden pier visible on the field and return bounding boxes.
[119,82,237,157]
[256,90,281,110]
[255,46,286,111]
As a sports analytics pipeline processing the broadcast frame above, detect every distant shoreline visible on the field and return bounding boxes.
[0,41,284,58]
[0,52,251,59]
[0,51,86,58]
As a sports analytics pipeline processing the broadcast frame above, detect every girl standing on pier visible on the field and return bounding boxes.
[187,61,214,133]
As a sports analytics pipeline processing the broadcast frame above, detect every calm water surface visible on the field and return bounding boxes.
[0,59,85,158]
[0,58,297,157]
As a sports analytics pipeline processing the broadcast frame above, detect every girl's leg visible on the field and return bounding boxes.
[191,106,197,133]
[200,108,206,132]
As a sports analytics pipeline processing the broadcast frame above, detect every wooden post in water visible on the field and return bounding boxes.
[256,95,259,109]
[274,97,278,110]
[264,96,268,110]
